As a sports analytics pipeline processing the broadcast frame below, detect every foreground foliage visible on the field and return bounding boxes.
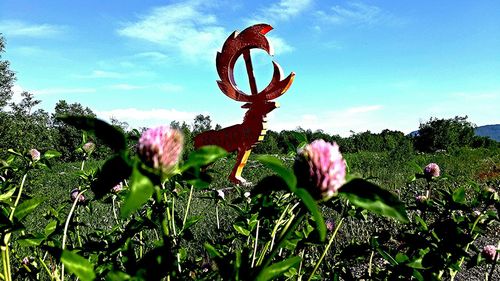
[0,116,498,280]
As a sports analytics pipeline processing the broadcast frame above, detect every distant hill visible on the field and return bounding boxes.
[408,124,500,141]
[475,124,500,141]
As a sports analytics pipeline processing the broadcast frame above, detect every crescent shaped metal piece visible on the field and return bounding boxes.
[216,23,294,102]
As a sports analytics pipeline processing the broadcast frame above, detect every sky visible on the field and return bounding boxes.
[1,0,499,136]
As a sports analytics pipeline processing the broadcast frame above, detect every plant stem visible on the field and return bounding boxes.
[216,204,220,230]
[182,185,194,228]
[61,190,86,281]
[1,173,28,281]
[308,217,344,281]
[251,220,260,268]
[259,207,306,272]
[368,251,375,277]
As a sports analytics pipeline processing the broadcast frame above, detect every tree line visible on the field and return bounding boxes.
[1,35,497,162]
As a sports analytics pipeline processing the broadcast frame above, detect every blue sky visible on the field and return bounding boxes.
[1,0,499,136]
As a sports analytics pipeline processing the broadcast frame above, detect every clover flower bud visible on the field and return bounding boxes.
[294,140,346,201]
[30,149,40,161]
[112,182,123,193]
[138,126,184,173]
[416,195,428,203]
[70,188,85,203]
[82,142,96,154]
[482,245,499,262]
[423,163,440,179]
[325,218,335,232]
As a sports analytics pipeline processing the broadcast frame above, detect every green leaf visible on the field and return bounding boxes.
[17,234,45,247]
[256,155,297,191]
[57,116,126,152]
[183,216,203,230]
[414,215,428,231]
[120,167,153,218]
[233,224,251,236]
[395,253,409,263]
[339,179,409,223]
[377,249,398,266]
[14,197,44,220]
[91,154,132,199]
[43,150,61,159]
[7,149,22,157]
[294,188,326,241]
[256,256,301,281]
[44,220,57,237]
[0,188,16,202]
[452,186,466,204]
[203,243,222,258]
[60,250,96,281]
[181,146,227,171]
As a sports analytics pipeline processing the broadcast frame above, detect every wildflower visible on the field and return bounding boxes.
[22,257,30,265]
[82,142,96,154]
[112,182,123,193]
[423,163,440,179]
[216,189,225,200]
[70,188,85,203]
[325,218,335,232]
[482,245,499,262]
[138,126,184,173]
[30,149,40,161]
[416,195,428,203]
[294,140,346,201]
[473,210,482,217]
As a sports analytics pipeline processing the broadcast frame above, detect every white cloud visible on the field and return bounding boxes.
[76,70,125,79]
[33,87,96,95]
[346,105,383,114]
[269,104,386,136]
[0,20,65,38]
[11,84,25,104]
[134,51,169,61]
[267,35,294,55]
[118,2,294,62]
[107,83,183,93]
[245,0,312,25]
[117,2,227,63]
[96,108,196,128]
[109,84,144,91]
[316,2,396,26]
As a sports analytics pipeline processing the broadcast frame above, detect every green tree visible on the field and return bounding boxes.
[192,114,212,135]
[0,35,15,109]
[0,92,55,155]
[52,100,96,161]
[414,116,475,152]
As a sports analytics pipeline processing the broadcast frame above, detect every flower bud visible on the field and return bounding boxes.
[423,163,440,179]
[30,149,40,161]
[112,182,123,193]
[325,218,335,232]
[82,142,96,154]
[416,195,428,203]
[138,126,184,173]
[70,188,85,203]
[294,140,346,201]
[482,245,499,262]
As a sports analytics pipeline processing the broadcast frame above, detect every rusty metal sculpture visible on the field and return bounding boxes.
[194,24,295,185]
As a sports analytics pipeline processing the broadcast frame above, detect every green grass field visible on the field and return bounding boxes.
[14,147,499,279]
